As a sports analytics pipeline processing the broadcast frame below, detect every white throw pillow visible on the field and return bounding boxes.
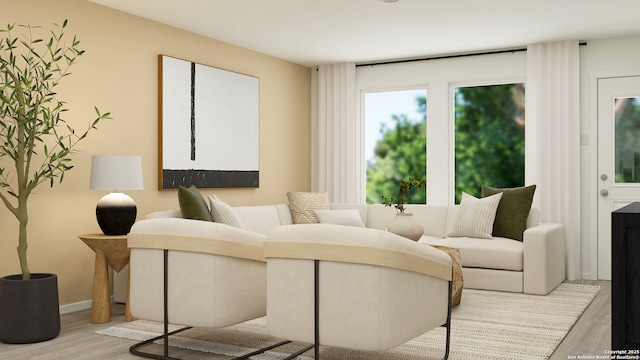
[314,209,366,228]
[447,192,502,239]
[208,195,244,228]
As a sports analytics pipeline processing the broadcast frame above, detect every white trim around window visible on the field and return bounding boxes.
[356,52,527,204]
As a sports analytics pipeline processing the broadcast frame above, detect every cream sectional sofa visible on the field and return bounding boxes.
[120,201,565,298]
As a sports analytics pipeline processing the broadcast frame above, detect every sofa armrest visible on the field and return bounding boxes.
[523,223,566,295]
[145,209,182,219]
[128,218,266,262]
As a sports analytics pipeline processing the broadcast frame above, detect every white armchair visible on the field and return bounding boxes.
[264,224,454,359]
[127,218,288,359]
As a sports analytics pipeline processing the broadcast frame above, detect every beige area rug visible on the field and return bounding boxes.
[96,283,599,360]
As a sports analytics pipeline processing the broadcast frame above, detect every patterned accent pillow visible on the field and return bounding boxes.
[178,185,213,221]
[287,192,330,224]
[447,192,502,239]
[208,195,244,228]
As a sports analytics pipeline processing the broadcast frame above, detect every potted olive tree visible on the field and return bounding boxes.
[0,20,110,343]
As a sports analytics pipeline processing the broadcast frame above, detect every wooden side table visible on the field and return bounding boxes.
[79,233,135,324]
[430,245,464,307]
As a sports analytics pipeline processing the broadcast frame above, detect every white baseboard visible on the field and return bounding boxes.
[582,271,594,280]
[59,296,116,315]
[60,299,92,315]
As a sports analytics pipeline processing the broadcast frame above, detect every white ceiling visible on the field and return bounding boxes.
[90,0,640,67]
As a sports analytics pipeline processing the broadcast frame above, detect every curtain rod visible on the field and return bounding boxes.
[356,42,587,67]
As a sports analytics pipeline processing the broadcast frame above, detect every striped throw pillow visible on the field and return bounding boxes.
[447,192,502,239]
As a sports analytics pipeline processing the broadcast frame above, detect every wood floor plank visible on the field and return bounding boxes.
[0,280,612,359]
[550,280,612,359]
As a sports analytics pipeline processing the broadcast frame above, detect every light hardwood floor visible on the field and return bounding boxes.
[0,280,611,360]
[550,280,612,359]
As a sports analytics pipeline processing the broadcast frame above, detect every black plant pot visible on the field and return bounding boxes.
[0,273,61,344]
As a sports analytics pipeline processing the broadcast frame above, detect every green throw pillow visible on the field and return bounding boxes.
[178,185,213,221]
[481,185,536,242]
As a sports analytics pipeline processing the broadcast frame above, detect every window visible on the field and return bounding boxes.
[453,83,526,203]
[356,51,526,204]
[615,96,640,182]
[365,89,427,204]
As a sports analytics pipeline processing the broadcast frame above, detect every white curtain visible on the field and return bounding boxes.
[316,63,361,203]
[526,41,581,280]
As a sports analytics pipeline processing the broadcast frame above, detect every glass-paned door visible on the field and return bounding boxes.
[597,76,640,280]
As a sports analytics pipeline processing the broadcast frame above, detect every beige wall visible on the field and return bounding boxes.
[0,0,311,306]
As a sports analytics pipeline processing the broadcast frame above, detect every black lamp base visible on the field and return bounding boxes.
[96,193,137,235]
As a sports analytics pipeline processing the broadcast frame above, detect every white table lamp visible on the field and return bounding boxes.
[90,155,143,235]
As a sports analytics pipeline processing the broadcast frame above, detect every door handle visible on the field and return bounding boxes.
[601,189,609,197]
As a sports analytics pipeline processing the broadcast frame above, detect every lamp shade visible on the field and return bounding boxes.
[90,155,143,191]
[90,155,143,235]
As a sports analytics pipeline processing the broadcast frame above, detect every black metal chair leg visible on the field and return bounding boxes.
[233,340,292,360]
[314,259,320,360]
[442,276,453,360]
[130,250,181,360]
[280,260,321,360]
[129,326,192,360]
[280,344,315,360]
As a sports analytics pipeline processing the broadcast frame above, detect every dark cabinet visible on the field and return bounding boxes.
[612,202,640,350]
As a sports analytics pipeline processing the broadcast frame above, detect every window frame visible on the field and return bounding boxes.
[355,52,527,205]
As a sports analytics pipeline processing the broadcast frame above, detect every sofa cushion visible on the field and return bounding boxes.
[444,206,459,235]
[287,192,330,224]
[447,192,502,239]
[482,185,536,242]
[178,186,213,221]
[363,204,397,230]
[404,204,449,238]
[314,209,366,227]
[275,204,294,225]
[233,205,284,235]
[329,203,369,224]
[418,234,446,244]
[431,237,523,271]
[208,195,244,228]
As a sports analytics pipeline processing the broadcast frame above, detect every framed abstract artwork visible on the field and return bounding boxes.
[158,55,260,189]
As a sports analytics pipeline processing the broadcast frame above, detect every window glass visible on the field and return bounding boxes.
[614,97,640,183]
[454,83,525,203]
[365,89,427,204]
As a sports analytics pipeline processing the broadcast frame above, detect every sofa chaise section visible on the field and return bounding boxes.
[331,203,566,295]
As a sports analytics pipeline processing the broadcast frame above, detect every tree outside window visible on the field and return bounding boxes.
[365,83,525,205]
[454,83,525,203]
[365,90,426,205]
